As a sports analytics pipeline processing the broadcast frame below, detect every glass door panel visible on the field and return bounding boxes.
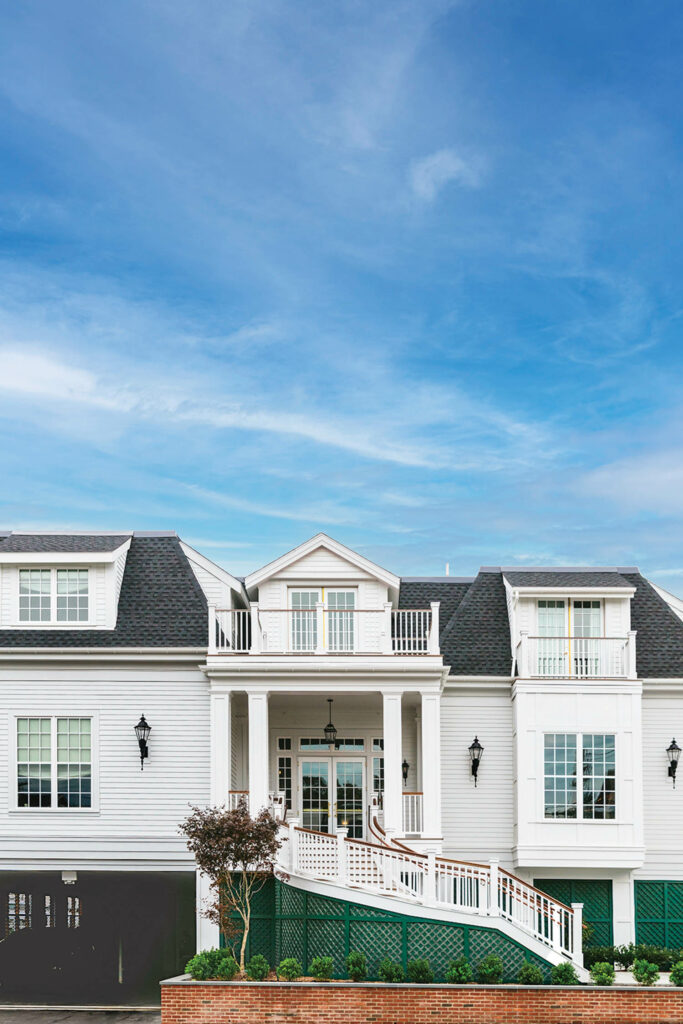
[335,759,364,838]
[572,599,601,676]
[291,591,320,652]
[327,591,355,652]
[300,759,330,832]
[537,599,567,675]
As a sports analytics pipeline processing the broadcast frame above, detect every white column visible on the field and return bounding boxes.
[383,691,403,835]
[421,691,442,839]
[210,690,231,806]
[196,870,219,950]
[247,690,269,814]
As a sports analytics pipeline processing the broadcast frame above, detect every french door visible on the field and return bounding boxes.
[289,589,357,652]
[299,758,365,838]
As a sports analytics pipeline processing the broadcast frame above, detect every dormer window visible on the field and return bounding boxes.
[19,568,89,623]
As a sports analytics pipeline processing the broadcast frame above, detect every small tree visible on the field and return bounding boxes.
[181,800,281,972]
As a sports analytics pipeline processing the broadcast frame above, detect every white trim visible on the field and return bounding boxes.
[9,711,100,813]
[0,539,131,565]
[179,541,247,600]
[12,566,95,628]
[245,533,400,590]
[507,585,635,598]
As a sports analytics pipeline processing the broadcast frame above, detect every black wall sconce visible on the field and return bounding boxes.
[469,736,484,786]
[667,738,681,788]
[134,714,152,770]
[402,759,410,785]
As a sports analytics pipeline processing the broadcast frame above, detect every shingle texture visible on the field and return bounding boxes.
[0,534,131,553]
[398,579,472,637]
[0,536,207,647]
[623,572,683,678]
[503,571,633,588]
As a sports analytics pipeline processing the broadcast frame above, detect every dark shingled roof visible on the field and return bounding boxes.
[0,534,131,553]
[398,578,472,639]
[503,570,634,588]
[0,536,207,648]
[439,570,512,676]
[623,572,683,678]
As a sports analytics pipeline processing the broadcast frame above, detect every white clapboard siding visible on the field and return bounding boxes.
[113,546,128,607]
[636,694,683,879]
[441,690,515,864]
[0,664,210,867]
[280,546,373,580]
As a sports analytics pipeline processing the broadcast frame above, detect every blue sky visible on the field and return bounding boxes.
[0,0,682,584]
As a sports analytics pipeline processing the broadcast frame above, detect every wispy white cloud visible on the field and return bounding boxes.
[409,148,483,201]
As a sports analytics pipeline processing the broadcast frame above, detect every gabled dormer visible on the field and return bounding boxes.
[0,533,132,630]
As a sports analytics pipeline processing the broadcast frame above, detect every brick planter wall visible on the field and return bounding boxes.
[161,977,683,1024]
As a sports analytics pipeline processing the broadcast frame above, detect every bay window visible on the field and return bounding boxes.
[544,732,615,820]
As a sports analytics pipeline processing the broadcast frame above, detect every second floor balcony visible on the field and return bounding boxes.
[517,631,637,679]
[208,602,440,656]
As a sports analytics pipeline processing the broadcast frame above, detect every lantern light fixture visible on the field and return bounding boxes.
[667,738,681,788]
[469,736,484,786]
[134,714,152,770]
[402,759,410,785]
[324,699,337,746]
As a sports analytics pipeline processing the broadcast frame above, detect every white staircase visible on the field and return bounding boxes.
[277,807,586,975]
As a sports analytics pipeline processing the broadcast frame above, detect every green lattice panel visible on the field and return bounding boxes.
[668,883,683,920]
[535,878,613,946]
[469,927,527,982]
[406,921,464,978]
[280,882,306,916]
[249,916,274,964]
[636,881,665,919]
[251,879,275,915]
[637,922,665,946]
[308,893,345,917]
[635,882,683,948]
[280,918,305,964]
[348,902,393,919]
[349,920,402,977]
[307,918,347,972]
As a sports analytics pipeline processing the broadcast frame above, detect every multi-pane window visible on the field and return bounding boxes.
[19,568,89,623]
[17,718,52,807]
[17,717,92,809]
[372,738,384,797]
[327,591,355,652]
[573,600,601,637]
[583,734,616,819]
[291,591,318,651]
[544,733,577,818]
[544,733,615,820]
[300,736,365,751]
[57,718,92,808]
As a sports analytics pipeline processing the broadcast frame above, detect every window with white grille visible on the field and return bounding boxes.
[19,568,89,623]
[17,716,93,809]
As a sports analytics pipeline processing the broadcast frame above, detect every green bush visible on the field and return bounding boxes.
[277,957,302,981]
[345,950,367,982]
[550,962,579,985]
[589,961,615,986]
[670,960,683,986]
[517,963,544,985]
[633,959,660,986]
[477,954,504,984]
[633,945,676,971]
[444,957,473,984]
[185,949,238,980]
[614,943,636,970]
[245,954,270,981]
[309,956,334,980]
[583,945,615,969]
[406,959,434,983]
[378,958,405,983]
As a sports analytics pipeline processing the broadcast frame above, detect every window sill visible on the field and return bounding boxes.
[9,807,100,815]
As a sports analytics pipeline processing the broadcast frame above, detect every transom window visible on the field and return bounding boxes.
[544,732,615,820]
[17,717,92,808]
[19,569,89,623]
[300,737,365,751]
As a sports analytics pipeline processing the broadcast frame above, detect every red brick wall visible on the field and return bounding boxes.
[161,979,683,1024]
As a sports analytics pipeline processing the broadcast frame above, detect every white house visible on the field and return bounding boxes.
[1,530,682,1002]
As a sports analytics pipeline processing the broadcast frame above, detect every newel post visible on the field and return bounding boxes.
[288,818,300,873]
[425,851,438,905]
[627,630,637,680]
[428,602,440,654]
[208,604,217,654]
[488,859,500,916]
[571,902,584,966]
[519,632,529,678]
[336,827,349,886]
[381,602,393,654]
[249,602,262,654]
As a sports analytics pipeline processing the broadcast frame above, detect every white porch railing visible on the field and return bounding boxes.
[208,604,440,656]
[402,792,423,834]
[282,820,583,967]
[517,632,637,679]
[228,790,249,810]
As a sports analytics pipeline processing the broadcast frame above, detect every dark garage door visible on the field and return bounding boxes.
[0,871,195,1005]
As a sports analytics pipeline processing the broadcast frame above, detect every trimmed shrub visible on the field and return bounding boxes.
[378,958,405,983]
[517,963,544,985]
[477,954,503,984]
[186,949,237,980]
[406,958,434,983]
[633,958,660,986]
[444,957,474,984]
[590,961,615,986]
[550,962,579,985]
[583,945,615,969]
[309,956,334,980]
[633,945,675,971]
[670,960,683,986]
[345,950,367,982]
[245,954,270,981]
[277,957,302,981]
[614,943,636,970]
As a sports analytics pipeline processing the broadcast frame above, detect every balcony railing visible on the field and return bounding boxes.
[208,603,440,656]
[402,792,423,834]
[517,632,637,679]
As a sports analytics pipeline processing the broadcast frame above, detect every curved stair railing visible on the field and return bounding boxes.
[279,809,583,967]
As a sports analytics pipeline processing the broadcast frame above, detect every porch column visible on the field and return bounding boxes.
[247,690,269,814]
[382,691,403,835]
[421,691,441,839]
[210,690,231,806]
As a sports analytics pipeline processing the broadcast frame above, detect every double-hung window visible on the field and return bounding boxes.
[544,732,615,820]
[19,569,89,623]
[17,717,93,809]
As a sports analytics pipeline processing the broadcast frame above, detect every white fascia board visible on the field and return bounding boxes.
[180,541,247,601]
[244,532,400,590]
[513,846,646,870]
[0,537,132,565]
[506,584,635,598]
[0,648,206,662]
[650,580,683,622]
